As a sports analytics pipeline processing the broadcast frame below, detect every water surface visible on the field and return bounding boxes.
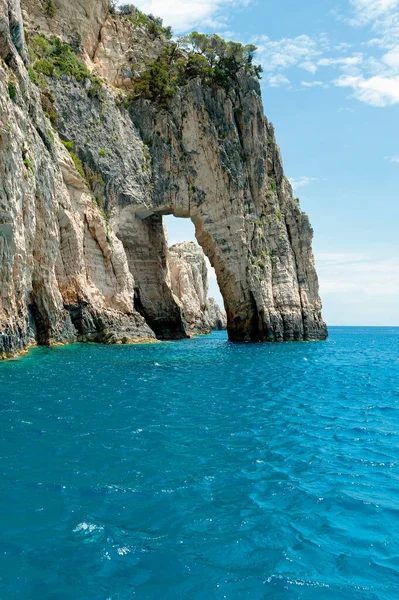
[1,327,399,599]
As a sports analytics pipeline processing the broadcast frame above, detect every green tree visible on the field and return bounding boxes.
[180,33,262,83]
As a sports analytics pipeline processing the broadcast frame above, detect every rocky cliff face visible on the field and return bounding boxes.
[0,0,327,357]
[0,0,155,359]
[168,241,226,333]
[206,298,227,331]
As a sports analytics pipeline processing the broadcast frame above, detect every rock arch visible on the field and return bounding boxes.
[111,77,327,342]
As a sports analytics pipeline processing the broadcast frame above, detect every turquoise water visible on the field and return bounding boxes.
[1,327,399,599]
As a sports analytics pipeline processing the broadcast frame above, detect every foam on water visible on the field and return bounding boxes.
[1,327,399,599]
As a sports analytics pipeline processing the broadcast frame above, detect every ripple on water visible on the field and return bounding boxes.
[0,328,399,599]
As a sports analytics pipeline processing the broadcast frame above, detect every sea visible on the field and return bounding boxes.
[1,327,399,599]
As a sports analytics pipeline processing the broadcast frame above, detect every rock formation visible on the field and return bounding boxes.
[0,0,327,357]
[0,0,156,359]
[168,241,226,333]
[206,298,227,331]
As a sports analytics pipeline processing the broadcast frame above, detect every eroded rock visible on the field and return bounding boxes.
[0,0,155,358]
[168,241,226,334]
[206,298,227,331]
[0,0,327,357]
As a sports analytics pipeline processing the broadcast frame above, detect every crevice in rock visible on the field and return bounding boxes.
[28,298,50,346]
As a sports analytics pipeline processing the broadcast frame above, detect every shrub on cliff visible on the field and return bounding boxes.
[118,5,173,39]
[131,47,187,104]
[28,35,102,96]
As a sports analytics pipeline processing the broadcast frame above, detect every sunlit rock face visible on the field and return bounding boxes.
[0,0,155,358]
[0,0,327,356]
[20,0,109,59]
[206,298,227,331]
[168,241,227,334]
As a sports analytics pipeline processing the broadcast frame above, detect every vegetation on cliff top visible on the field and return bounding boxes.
[110,4,262,104]
[117,4,173,39]
[131,33,263,104]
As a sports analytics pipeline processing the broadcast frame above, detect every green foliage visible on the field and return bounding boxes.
[185,53,213,80]
[131,29,262,104]
[118,4,134,15]
[28,66,44,87]
[123,6,173,38]
[132,48,180,104]
[70,152,85,178]
[41,89,58,125]
[28,34,102,97]
[46,127,55,143]
[29,35,91,80]
[268,176,276,194]
[86,171,104,190]
[61,139,74,152]
[61,139,86,178]
[44,0,56,16]
[108,1,117,15]
[142,149,151,170]
[180,32,262,84]
[94,196,110,221]
[88,76,103,98]
[23,157,34,173]
[99,148,107,157]
[276,211,284,221]
[8,81,17,102]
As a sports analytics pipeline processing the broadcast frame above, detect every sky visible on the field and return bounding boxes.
[131,0,399,326]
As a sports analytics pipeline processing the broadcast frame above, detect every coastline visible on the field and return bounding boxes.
[0,337,161,362]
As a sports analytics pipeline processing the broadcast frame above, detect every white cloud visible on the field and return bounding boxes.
[254,34,325,72]
[361,38,385,47]
[267,74,290,87]
[385,155,399,162]
[318,252,399,297]
[301,81,329,88]
[349,0,399,26]
[334,74,399,106]
[253,32,367,90]
[128,0,251,33]
[335,42,353,50]
[382,44,399,66]
[300,61,318,73]
[289,176,318,189]
[318,55,363,68]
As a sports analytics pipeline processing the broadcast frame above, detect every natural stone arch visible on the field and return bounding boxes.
[111,74,326,342]
[115,205,243,341]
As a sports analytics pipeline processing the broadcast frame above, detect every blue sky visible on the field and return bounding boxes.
[132,0,399,326]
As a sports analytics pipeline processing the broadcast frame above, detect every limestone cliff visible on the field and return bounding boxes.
[0,0,327,357]
[168,241,226,333]
[0,0,155,359]
[206,298,227,331]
